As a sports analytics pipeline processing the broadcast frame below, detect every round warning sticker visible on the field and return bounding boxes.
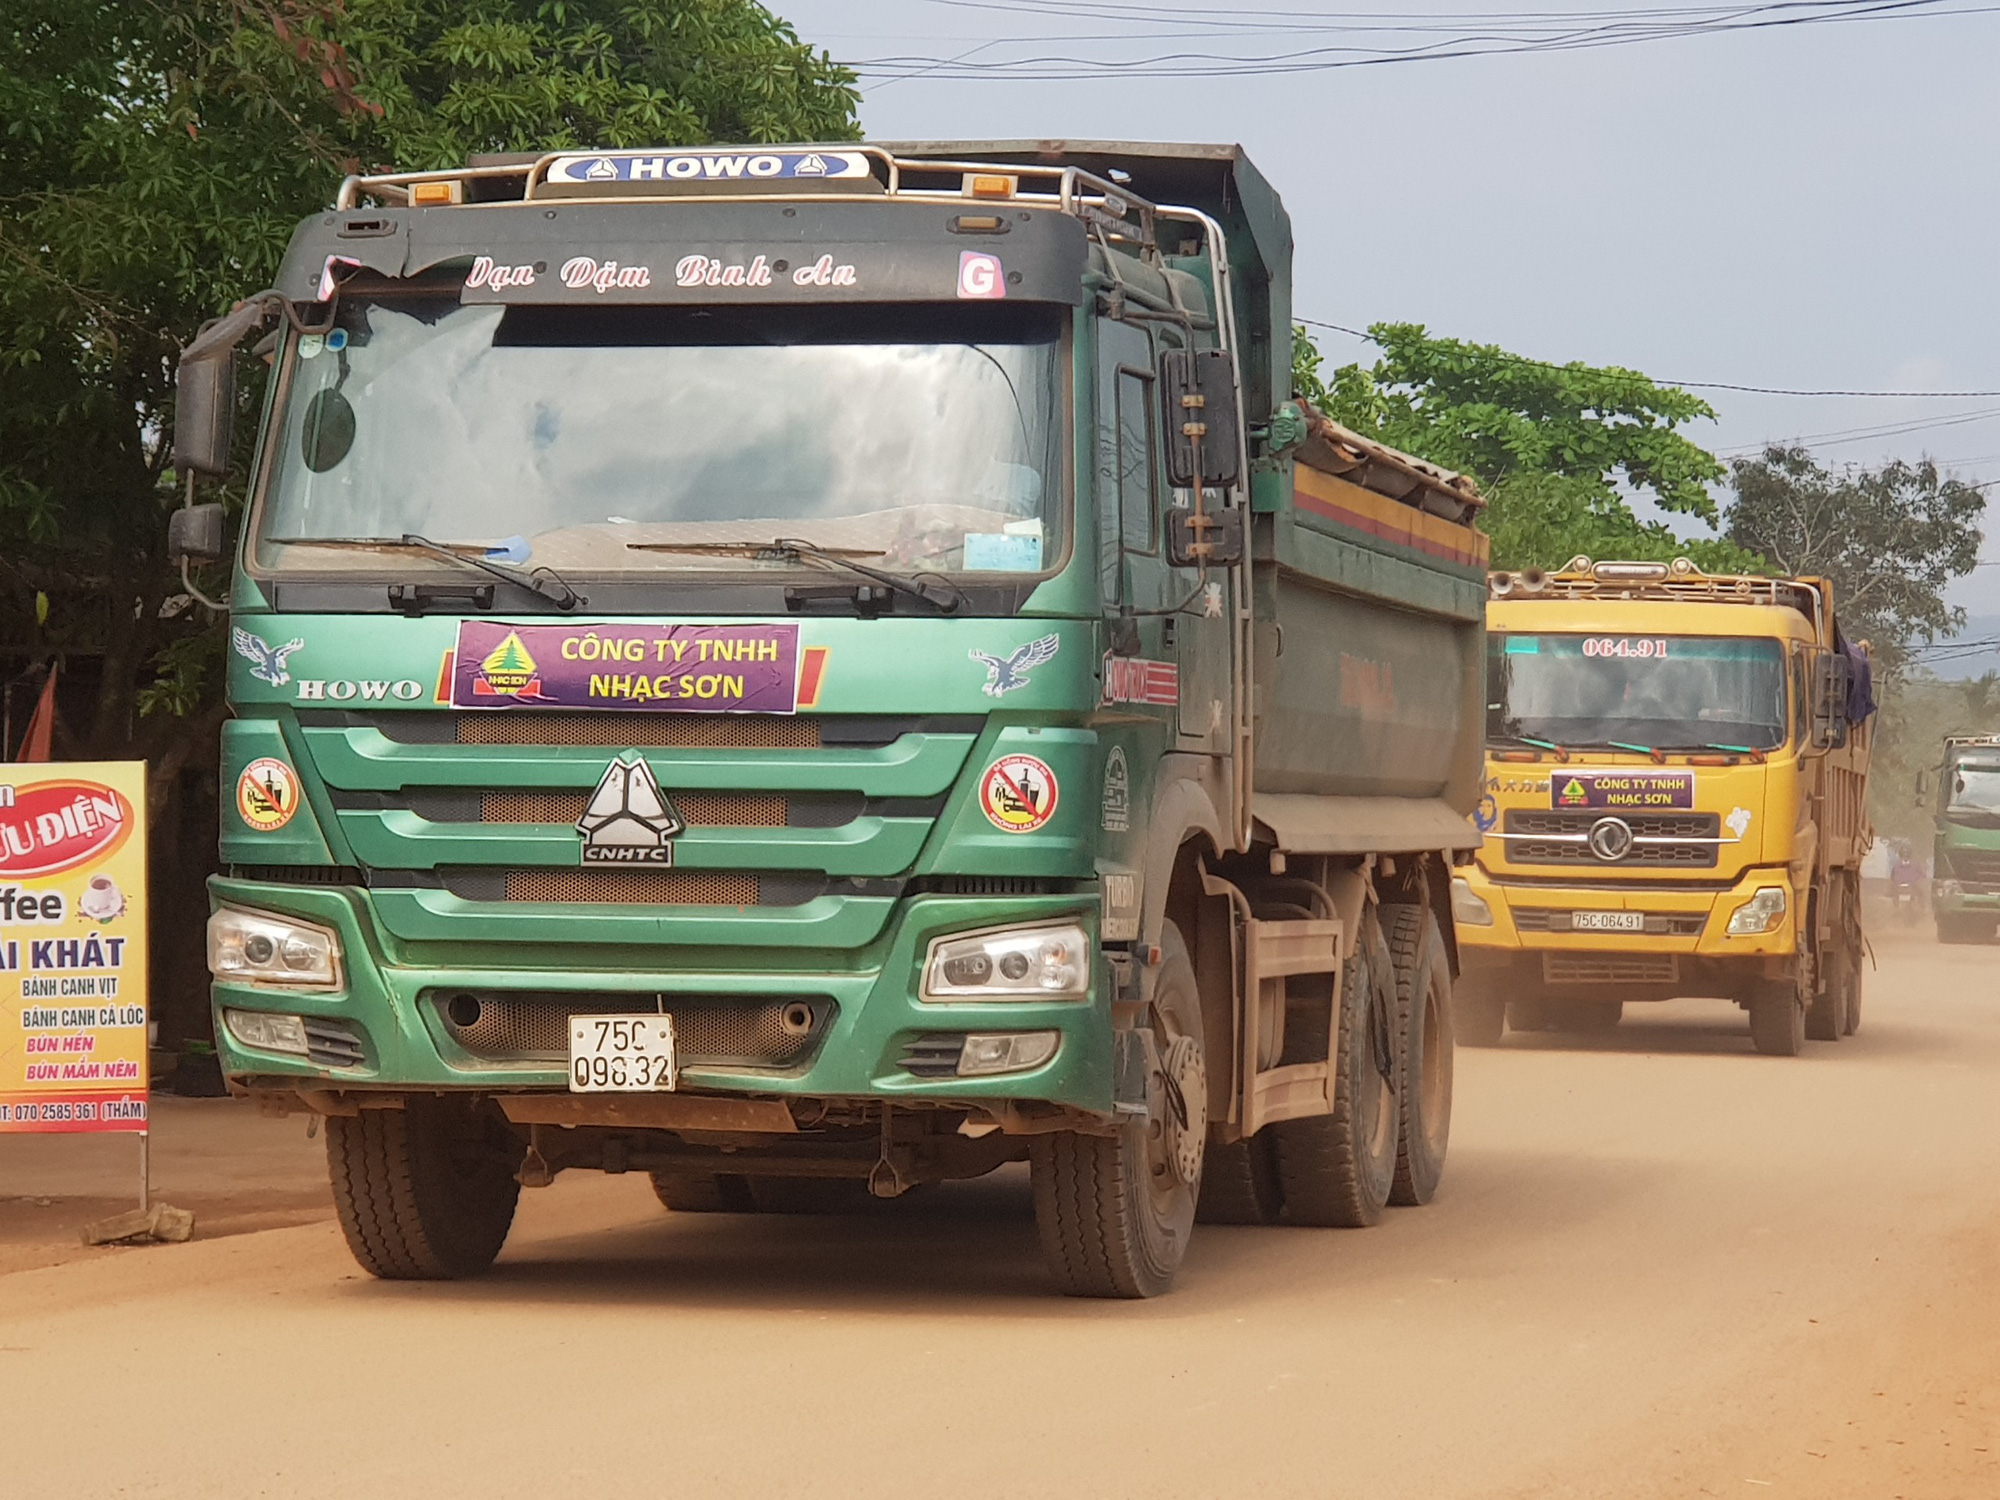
[979,753,1059,834]
[237,757,301,832]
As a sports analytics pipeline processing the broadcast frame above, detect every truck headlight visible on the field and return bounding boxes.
[222,1008,311,1056]
[1451,876,1494,926]
[1935,879,1962,900]
[1725,886,1788,937]
[207,907,342,988]
[922,923,1090,1001]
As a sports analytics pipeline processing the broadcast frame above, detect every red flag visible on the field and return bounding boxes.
[18,663,57,762]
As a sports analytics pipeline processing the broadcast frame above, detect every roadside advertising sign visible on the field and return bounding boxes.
[0,763,148,1135]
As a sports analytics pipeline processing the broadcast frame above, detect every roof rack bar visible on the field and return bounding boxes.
[335,146,1158,246]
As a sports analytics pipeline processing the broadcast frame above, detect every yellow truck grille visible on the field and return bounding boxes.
[1500,810,1722,868]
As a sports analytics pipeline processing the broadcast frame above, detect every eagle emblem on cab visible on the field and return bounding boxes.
[970,635,1061,698]
[232,627,307,688]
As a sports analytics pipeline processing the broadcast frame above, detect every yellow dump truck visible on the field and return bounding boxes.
[1453,558,1873,1055]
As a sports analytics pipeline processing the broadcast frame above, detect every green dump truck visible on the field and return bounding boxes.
[1926,735,2000,942]
[172,141,1488,1297]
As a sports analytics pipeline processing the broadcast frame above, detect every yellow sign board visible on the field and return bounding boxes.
[0,762,148,1134]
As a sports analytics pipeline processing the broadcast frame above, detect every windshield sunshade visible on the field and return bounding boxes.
[1488,634,1789,751]
[254,296,1067,581]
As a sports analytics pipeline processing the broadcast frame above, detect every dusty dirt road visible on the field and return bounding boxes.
[5,930,1999,1499]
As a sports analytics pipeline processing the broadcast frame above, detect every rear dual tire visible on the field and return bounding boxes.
[1270,907,1400,1228]
[1386,906,1453,1207]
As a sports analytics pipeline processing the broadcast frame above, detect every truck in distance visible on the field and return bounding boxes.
[1455,557,1873,1055]
[1924,735,2000,943]
[174,140,1489,1297]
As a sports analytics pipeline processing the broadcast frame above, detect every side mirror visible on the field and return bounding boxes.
[1159,348,1241,490]
[173,297,279,478]
[167,504,227,564]
[1811,650,1849,750]
[1168,506,1244,568]
[173,353,236,477]
[1915,769,1931,807]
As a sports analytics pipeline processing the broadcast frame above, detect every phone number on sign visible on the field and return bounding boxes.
[1583,638,1669,659]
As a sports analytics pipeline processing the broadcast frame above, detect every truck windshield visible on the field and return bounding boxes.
[1947,762,2000,815]
[1487,633,1788,751]
[252,293,1066,581]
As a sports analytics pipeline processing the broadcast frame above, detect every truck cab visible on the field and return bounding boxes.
[1454,559,1872,1055]
[1927,736,2000,943]
[175,141,1489,1296]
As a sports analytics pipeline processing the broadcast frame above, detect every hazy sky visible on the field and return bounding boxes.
[780,0,2000,616]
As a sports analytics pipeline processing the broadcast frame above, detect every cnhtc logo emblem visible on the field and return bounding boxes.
[577,756,685,866]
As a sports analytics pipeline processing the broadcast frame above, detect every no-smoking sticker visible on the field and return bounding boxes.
[237,757,300,832]
[979,754,1059,834]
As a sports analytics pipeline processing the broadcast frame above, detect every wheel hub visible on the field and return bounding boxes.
[1156,1036,1208,1188]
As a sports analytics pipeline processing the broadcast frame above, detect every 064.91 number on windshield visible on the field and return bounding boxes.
[568,1014,678,1092]
[1582,638,1670,659]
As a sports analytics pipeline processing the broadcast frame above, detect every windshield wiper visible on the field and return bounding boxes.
[1560,739,1668,764]
[273,535,581,611]
[1489,733,1571,761]
[1665,741,1769,763]
[632,536,961,614]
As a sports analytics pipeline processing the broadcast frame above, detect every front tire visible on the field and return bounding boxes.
[1386,906,1453,1208]
[1270,906,1399,1228]
[1748,973,1807,1057]
[1937,914,1995,944]
[327,1096,524,1280]
[1031,921,1206,1298]
[1454,974,1507,1048]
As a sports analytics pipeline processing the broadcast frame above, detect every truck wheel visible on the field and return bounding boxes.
[1197,1133,1283,1224]
[1937,915,1995,944]
[1457,990,1506,1047]
[1386,906,1453,1208]
[650,1172,756,1213]
[1271,907,1398,1228]
[1748,976,1806,1057]
[1843,941,1863,1036]
[1507,997,1554,1033]
[326,1096,524,1280]
[1031,920,1206,1298]
[1805,949,1849,1042]
[1548,997,1622,1032]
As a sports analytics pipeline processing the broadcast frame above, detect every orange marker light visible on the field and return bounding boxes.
[410,180,462,206]
[963,173,1018,200]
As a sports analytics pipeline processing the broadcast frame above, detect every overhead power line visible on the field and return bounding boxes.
[847,0,1999,79]
[1299,318,2000,401]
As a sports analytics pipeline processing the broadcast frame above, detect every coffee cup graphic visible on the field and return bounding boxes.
[79,874,126,922]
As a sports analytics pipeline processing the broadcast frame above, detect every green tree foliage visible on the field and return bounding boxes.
[1293,323,1760,572]
[1727,445,1984,669]
[0,0,857,768]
